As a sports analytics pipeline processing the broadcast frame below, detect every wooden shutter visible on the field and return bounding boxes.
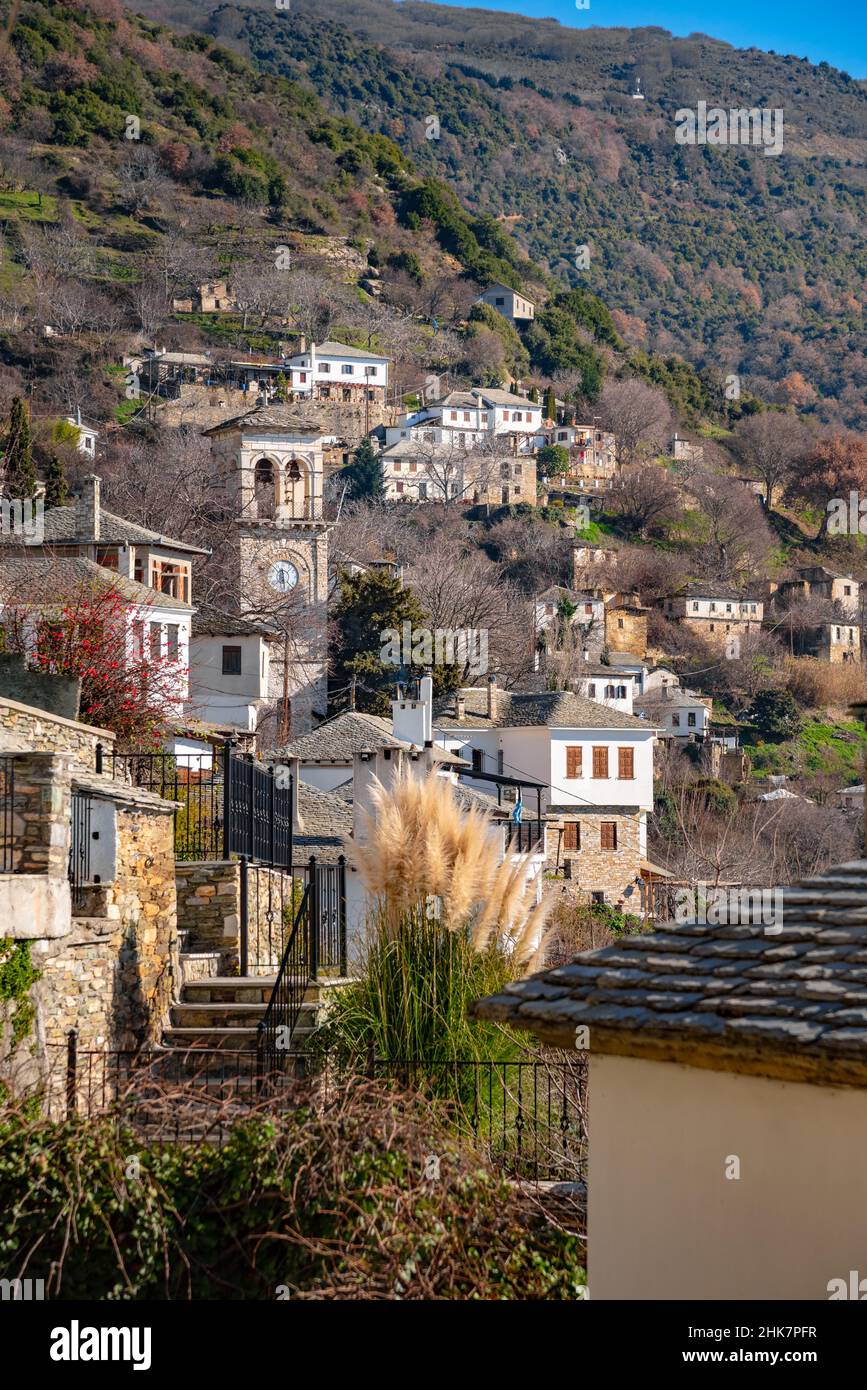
[566,746,582,778]
[600,822,617,850]
[563,821,580,851]
[592,746,609,778]
[618,747,634,779]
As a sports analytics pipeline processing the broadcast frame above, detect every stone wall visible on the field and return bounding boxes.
[0,695,114,771]
[156,385,398,448]
[176,859,299,974]
[548,810,643,904]
[605,609,648,659]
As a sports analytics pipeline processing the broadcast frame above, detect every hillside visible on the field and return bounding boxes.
[133,0,867,429]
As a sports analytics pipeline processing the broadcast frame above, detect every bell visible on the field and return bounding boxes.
[287,461,301,482]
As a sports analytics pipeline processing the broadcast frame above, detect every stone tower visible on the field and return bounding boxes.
[203,407,331,739]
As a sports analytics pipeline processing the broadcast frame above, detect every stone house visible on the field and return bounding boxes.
[663,583,763,649]
[792,620,861,664]
[769,565,861,619]
[604,592,649,660]
[428,678,658,905]
[477,283,535,323]
[0,692,178,1093]
[472,854,867,1300]
[172,280,235,313]
[535,423,617,489]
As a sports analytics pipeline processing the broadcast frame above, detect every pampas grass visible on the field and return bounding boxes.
[349,769,553,969]
[321,770,553,1068]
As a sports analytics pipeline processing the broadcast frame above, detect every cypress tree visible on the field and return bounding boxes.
[4,397,37,499]
[43,451,69,508]
[544,385,557,424]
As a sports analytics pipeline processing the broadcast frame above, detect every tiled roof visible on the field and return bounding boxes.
[0,555,193,612]
[433,687,652,731]
[0,504,209,555]
[471,859,867,1086]
[472,388,541,408]
[681,582,760,601]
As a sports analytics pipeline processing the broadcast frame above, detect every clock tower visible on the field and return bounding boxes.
[203,406,331,740]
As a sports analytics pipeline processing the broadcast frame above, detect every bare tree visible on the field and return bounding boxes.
[686,471,774,581]
[116,148,168,218]
[609,463,679,536]
[731,412,812,507]
[597,378,673,466]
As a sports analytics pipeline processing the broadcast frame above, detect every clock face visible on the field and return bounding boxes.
[268,560,299,593]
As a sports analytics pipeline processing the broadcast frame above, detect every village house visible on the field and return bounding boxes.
[477,282,535,323]
[634,682,712,739]
[65,409,99,459]
[135,349,214,395]
[604,591,650,661]
[792,620,861,664]
[669,431,704,466]
[572,541,618,588]
[385,388,544,454]
[284,341,390,404]
[663,582,764,648]
[533,586,605,667]
[536,422,617,489]
[471,851,867,1300]
[769,565,862,619]
[187,606,280,734]
[171,280,235,314]
[427,676,658,905]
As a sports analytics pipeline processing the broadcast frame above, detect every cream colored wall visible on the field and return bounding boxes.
[588,1053,867,1300]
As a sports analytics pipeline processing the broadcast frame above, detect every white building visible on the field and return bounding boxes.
[477,283,535,323]
[65,411,99,458]
[285,341,390,403]
[187,608,278,734]
[385,388,543,452]
[634,685,712,739]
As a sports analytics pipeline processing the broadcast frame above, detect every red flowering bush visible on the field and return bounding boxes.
[13,582,187,750]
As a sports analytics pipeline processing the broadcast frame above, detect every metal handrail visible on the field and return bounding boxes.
[256,881,312,1081]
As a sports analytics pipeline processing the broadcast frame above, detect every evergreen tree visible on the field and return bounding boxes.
[4,397,36,500]
[528,385,539,403]
[43,451,69,508]
[342,436,384,501]
[544,386,557,424]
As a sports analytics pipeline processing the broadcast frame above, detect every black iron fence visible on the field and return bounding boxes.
[103,742,292,869]
[54,1036,587,1182]
[293,856,347,975]
[0,756,13,873]
[257,881,314,1080]
[68,790,92,912]
[238,857,346,978]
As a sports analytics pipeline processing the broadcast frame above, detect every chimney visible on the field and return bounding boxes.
[419,673,433,742]
[298,335,307,354]
[487,673,498,719]
[456,694,466,723]
[287,758,304,834]
[117,543,134,579]
[77,474,101,543]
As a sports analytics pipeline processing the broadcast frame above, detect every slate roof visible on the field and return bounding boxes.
[471,859,867,1086]
[290,340,390,362]
[680,582,760,601]
[0,555,193,612]
[294,782,353,862]
[277,710,465,763]
[472,388,540,408]
[433,687,652,731]
[201,407,325,435]
[0,504,209,555]
[191,605,279,638]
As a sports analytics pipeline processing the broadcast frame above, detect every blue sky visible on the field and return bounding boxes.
[421,0,867,78]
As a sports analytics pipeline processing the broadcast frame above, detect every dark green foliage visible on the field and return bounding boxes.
[3,398,37,500]
[0,940,41,1048]
[341,436,384,501]
[42,452,69,508]
[537,444,571,476]
[747,689,804,742]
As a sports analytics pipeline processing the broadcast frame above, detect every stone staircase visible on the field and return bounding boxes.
[163,930,352,1057]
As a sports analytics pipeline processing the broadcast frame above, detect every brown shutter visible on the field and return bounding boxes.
[566,746,582,778]
[601,822,617,850]
[618,747,634,779]
[563,821,580,851]
[592,746,609,778]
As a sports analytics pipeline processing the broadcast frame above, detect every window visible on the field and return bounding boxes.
[396,482,404,494]
[497,750,504,776]
[418,482,428,500]
[409,461,417,473]
[617,618,624,629]
[672,713,681,727]
[584,603,593,615]
[132,620,144,660]
[342,364,353,375]
[587,683,596,698]
[166,624,179,661]
[148,623,161,660]
[495,297,505,306]
[320,362,331,373]
[471,749,483,774]
[592,746,609,778]
[365,366,376,377]
[692,601,699,612]
[617,686,627,699]
[463,411,470,421]
[601,822,618,850]
[618,747,634,779]
[299,372,307,384]
[222,646,242,675]
[605,684,616,698]
[566,746,582,778]
[450,411,457,421]
[709,623,715,632]
[687,712,696,728]
[725,604,732,613]
[845,585,852,596]
[563,821,580,851]
[591,891,605,904]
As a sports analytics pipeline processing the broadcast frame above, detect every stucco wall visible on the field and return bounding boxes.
[588,1052,867,1300]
